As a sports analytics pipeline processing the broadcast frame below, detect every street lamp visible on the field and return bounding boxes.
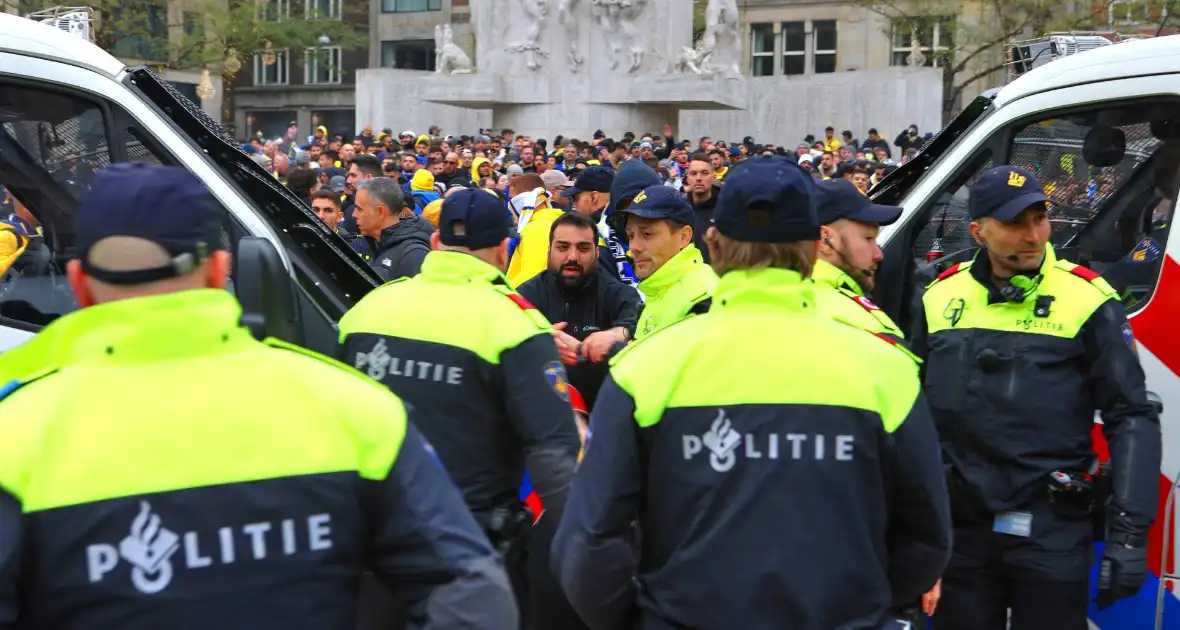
[223,48,242,74]
[317,34,331,46]
[196,68,216,101]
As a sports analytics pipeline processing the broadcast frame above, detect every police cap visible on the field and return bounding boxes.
[74,163,223,285]
[968,166,1049,221]
[439,188,517,250]
[560,165,613,197]
[712,155,820,243]
[616,185,693,226]
[814,179,902,226]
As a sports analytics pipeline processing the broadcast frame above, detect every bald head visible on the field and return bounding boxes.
[69,236,230,306]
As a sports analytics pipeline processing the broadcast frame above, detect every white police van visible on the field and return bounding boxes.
[870,34,1180,630]
[0,8,381,357]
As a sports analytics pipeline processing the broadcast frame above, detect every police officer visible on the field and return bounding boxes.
[617,185,719,341]
[909,166,1162,630]
[0,164,517,630]
[812,178,906,339]
[552,155,951,630]
[336,188,582,616]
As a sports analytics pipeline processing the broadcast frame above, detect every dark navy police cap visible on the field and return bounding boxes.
[814,179,902,226]
[616,185,693,226]
[968,166,1049,221]
[560,165,614,197]
[439,188,516,250]
[74,163,223,285]
[713,155,820,243]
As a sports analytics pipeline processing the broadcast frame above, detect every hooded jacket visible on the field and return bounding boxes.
[469,157,493,186]
[409,171,442,215]
[357,217,434,282]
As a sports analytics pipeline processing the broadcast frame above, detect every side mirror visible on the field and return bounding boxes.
[233,236,304,346]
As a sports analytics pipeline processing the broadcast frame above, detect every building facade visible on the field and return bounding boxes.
[4,0,225,122]
[370,0,473,74]
[231,0,368,142]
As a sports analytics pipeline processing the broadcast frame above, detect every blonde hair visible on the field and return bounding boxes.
[705,230,815,277]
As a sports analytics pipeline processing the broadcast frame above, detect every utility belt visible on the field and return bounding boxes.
[946,464,1112,540]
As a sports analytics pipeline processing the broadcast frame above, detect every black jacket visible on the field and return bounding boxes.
[360,217,433,282]
[516,271,641,408]
[687,185,721,264]
[909,250,1160,534]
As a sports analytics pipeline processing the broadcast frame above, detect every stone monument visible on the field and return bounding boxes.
[417,0,745,141]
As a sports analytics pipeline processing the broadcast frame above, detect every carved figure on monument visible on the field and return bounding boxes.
[698,0,740,78]
[590,0,649,73]
[673,42,713,75]
[433,25,444,71]
[436,23,474,74]
[557,0,584,72]
[507,0,550,71]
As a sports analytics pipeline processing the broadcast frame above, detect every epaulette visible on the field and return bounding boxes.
[0,366,60,404]
[870,331,922,364]
[491,285,552,330]
[936,261,970,281]
[837,287,883,313]
[1053,260,1120,300]
[263,337,375,382]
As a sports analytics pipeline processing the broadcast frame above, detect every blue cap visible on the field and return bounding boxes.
[968,166,1049,220]
[713,155,819,243]
[74,164,223,285]
[610,161,662,209]
[439,188,516,250]
[814,179,902,226]
[561,165,614,197]
[617,185,693,226]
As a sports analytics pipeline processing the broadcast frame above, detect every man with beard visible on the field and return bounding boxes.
[516,212,640,409]
[812,179,906,339]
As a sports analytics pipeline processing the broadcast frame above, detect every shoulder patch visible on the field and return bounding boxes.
[543,360,571,402]
[492,285,552,331]
[0,367,60,404]
[848,292,882,312]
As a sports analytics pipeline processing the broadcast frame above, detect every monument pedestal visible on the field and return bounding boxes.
[421,72,745,140]
[415,0,745,141]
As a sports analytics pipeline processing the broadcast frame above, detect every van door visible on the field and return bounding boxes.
[876,76,1180,628]
[0,54,363,356]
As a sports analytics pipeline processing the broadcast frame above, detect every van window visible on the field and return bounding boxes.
[907,100,1178,315]
[0,82,238,334]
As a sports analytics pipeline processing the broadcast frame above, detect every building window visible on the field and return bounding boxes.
[257,0,289,22]
[891,18,953,67]
[305,46,342,84]
[305,0,340,19]
[180,11,205,67]
[381,0,441,13]
[750,23,775,76]
[781,21,805,75]
[110,2,168,61]
[813,19,837,73]
[253,49,290,86]
[381,40,435,70]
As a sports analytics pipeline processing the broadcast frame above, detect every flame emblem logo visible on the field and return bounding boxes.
[118,501,181,594]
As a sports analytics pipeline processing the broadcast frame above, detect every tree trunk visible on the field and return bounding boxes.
[941,63,957,126]
[221,71,237,140]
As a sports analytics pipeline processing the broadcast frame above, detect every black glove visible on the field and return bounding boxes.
[1095,535,1148,610]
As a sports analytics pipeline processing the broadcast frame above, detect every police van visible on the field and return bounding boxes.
[869,33,1180,630]
[0,8,381,358]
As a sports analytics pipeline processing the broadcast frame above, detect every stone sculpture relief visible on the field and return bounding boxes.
[591,0,649,73]
[557,0,584,72]
[435,23,474,74]
[694,0,740,78]
[507,0,550,70]
[673,42,713,75]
